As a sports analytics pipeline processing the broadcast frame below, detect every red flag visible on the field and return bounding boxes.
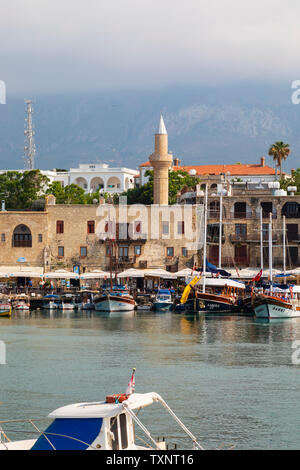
[126,368,136,395]
[251,269,262,283]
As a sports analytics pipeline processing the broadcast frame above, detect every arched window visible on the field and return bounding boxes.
[107,177,121,190]
[74,177,88,190]
[12,225,32,247]
[90,177,104,192]
[282,202,300,219]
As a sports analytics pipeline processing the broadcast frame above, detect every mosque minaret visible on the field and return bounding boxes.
[149,115,173,205]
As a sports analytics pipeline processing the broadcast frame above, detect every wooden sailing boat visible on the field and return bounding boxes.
[94,239,135,312]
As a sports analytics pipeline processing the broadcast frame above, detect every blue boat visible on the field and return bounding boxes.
[152,289,173,311]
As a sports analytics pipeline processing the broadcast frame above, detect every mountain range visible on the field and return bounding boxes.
[0,82,299,172]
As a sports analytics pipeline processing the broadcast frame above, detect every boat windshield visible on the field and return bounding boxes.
[157,295,171,301]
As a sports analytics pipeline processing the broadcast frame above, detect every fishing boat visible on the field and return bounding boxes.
[0,296,11,313]
[137,303,152,311]
[94,286,135,312]
[77,291,96,310]
[152,289,173,311]
[42,294,60,310]
[0,369,204,450]
[252,287,300,319]
[12,295,30,311]
[183,278,245,314]
[60,294,76,310]
[0,307,11,318]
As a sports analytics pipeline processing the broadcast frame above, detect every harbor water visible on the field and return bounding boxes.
[0,309,300,450]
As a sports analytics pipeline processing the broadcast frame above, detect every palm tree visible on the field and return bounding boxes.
[268,141,290,178]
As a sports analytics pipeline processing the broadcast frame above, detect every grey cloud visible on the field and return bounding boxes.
[0,0,300,95]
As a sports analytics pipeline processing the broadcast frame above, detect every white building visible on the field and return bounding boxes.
[0,163,139,195]
[50,163,139,194]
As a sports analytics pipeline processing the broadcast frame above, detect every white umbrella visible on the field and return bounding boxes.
[80,270,111,279]
[44,269,79,279]
[10,270,43,278]
[174,268,201,278]
[117,268,145,278]
[231,267,281,279]
[143,268,177,279]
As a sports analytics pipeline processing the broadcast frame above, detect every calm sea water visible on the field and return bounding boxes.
[0,309,299,450]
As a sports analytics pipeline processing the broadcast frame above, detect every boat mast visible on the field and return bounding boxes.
[202,185,208,293]
[283,215,286,282]
[260,207,263,272]
[269,212,273,292]
[218,187,223,270]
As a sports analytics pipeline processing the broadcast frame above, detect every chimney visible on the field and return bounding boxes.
[260,156,265,167]
[173,157,180,167]
[45,194,56,206]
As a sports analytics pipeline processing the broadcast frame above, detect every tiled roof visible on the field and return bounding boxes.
[140,161,276,175]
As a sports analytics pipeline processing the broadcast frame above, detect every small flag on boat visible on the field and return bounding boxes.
[251,269,262,283]
[126,368,136,395]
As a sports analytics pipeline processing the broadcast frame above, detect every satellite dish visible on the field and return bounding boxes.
[189,169,197,176]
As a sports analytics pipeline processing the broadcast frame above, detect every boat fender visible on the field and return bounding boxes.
[106,393,130,404]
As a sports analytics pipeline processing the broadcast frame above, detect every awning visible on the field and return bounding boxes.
[44,269,79,279]
[0,266,44,278]
[80,270,111,280]
[143,269,177,279]
[117,268,145,278]
[174,268,201,278]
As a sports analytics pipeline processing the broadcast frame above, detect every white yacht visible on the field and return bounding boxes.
[0,371,203,451]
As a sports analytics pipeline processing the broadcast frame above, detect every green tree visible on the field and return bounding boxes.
[46,182,86,204]
[115,169,201,205]
[268,141,290,178]
[0,170,49,210]
[280,168,300,194]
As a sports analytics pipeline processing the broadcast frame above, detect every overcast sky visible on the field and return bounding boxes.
[1,0,299,95]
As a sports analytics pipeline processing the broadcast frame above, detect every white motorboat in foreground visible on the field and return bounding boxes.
[0,370,204,451]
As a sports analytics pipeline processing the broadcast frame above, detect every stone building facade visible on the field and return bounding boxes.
[178,182,300,270]
[0,199,203,273]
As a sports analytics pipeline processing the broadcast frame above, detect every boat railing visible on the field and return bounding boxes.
[122,393,204,451]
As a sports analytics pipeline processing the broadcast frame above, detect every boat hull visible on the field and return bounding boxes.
[152,302,172,311]
[95,295,135,312]
[0,309,11,318]
[42,301,60,310]
[253,296,300,319]
[185,293,233,314]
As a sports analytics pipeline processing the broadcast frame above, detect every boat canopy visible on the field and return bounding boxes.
[186,277,245,289]
[48,392,160,419]
[157,289,171,295]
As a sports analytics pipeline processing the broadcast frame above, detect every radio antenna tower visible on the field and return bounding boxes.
[24,99,36,170]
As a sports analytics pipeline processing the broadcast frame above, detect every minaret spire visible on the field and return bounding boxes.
[157,114,167,135]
